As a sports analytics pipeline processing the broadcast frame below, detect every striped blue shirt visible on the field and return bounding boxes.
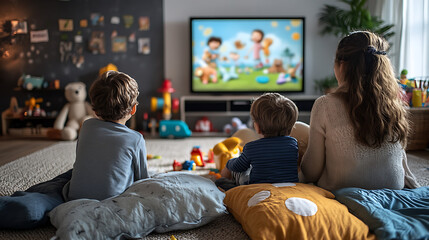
[226,136,299,184]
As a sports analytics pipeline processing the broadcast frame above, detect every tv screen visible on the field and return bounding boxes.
[191,17,305,93]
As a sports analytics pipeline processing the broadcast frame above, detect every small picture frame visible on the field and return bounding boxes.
[138,38,150,55]
[11,20,28,34]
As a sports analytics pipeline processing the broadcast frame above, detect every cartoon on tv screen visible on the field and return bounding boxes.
[191,18,304,93]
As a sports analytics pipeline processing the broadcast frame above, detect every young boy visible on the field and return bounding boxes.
[218,93,299,190]
[63,71,149,201]
[0,71,149,229]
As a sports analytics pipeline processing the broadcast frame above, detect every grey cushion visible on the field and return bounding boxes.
[49,172,227,239]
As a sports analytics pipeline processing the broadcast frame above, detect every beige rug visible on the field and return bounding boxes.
[0,138,249,240]
[1,137,428,239]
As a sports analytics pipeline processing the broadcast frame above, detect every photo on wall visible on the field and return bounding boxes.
[58,19,73,31]
[11,20,27,34]
[88,31,105,54]
[112,36,127,53]
[139,16,150,31]
[138,38,150,55]
[90,13,104,26]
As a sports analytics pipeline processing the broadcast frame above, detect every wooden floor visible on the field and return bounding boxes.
[0,136,59,167]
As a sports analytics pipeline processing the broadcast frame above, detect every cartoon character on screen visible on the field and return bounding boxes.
[246,29,264,69]
[203,36,222,68]
[195,36,223,85]
[262,37,273,64]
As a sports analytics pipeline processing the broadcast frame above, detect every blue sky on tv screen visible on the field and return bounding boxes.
[192,18,304,67]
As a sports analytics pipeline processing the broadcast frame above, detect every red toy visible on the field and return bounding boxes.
[194,116,214,132]
[190,146,205,167]
[172,160,182,171]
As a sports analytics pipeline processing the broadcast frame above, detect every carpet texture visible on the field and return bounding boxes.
[1,137,428,239]
[0,138,249,240]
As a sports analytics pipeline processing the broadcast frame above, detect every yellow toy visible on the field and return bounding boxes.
[25,97,43,116]
[99,63,118,76]
[151,79,179,120]
[212,137,242,171]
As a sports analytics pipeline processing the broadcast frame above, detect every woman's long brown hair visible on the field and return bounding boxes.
[333,31,409,148]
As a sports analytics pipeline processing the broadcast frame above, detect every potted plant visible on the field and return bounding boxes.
[314,76,338,94]
[318,0,394,41]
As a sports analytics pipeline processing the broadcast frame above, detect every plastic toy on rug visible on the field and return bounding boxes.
[172,160,182,171]
[159,120,192,138]
[206,149,215,163]
[212,137,242,171]
[182,160,196,171]
[209,168,221,179]
[190,146,205,167]
[147,154,161,160]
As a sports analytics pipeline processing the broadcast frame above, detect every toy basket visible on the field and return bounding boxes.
[407,107,429,150]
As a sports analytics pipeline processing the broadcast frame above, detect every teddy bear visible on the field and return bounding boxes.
[268,59,287,74]
[194,66,217,84]
[47,82,94,140]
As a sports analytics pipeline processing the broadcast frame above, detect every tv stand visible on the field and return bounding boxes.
[180,95,318,136]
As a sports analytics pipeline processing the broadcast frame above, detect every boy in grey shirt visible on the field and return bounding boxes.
[64,71,149,201]
[0,71,148,229]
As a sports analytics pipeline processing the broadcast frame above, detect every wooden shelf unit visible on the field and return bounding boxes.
[180,95,317,135]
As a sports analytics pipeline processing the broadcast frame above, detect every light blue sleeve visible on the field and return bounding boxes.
[134,137,149,180]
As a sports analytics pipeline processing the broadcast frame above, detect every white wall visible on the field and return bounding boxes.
[164,0,342,97]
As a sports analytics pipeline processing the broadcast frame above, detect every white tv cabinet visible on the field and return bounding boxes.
[180,95,318,136]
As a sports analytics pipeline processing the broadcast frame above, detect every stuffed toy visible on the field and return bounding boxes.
[194,66,217,84]
[267,59,286,74]
[213,137,243,171]
[223,117,247,135]
[47,82,94,140]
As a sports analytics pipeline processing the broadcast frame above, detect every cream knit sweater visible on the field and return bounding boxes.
[301,94,420,191]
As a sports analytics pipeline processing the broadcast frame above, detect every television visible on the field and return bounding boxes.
[190,17,305,93]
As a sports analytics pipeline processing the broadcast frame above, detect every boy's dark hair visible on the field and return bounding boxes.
[207,36,222,45]
[89,71,139,122]
[250,93,298,137]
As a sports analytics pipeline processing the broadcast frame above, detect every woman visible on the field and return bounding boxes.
[301,31,419,191]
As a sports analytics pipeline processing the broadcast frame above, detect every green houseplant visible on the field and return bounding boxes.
[314,75,338,94]
[315,0,394,95]
[319,0,394,40]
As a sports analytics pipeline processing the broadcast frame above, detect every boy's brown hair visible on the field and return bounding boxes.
[89,71,139,122]
[250,93,298,137]
[207,36,222,46]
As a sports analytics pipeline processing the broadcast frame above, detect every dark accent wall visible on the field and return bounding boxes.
[0,0,164,131]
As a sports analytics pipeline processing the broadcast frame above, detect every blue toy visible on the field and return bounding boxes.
[159,120,192,138]
[182,160,196,171]
[256,76,269,84]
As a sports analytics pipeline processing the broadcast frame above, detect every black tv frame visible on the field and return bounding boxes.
[189,17,305,94]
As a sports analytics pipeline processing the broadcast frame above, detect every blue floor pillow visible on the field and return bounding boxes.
[334,187,429,240]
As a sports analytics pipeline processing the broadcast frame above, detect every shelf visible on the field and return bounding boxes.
[191,132,229,137]
[185,112,250,117]
[13,87,63,92]
[180,95,317,134]
[4,116,56,120]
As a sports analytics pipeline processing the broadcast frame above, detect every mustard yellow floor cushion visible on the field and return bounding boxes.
[224,183,376,240]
